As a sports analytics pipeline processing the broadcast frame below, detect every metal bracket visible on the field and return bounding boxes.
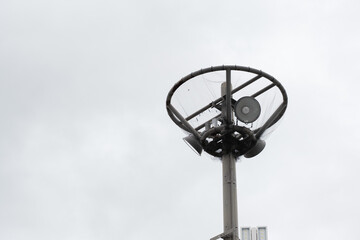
[210,228,237,240]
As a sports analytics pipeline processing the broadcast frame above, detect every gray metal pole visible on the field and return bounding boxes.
[222,153,239,240]
[220,71,239,240]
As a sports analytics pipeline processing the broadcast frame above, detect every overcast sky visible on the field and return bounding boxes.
[1,0,360,240]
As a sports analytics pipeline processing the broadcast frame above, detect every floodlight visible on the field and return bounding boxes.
[241,227,251,240]
[183,134,203,155]
[234,96,261,123]
[244,139,266,158]
[257,227,268,240]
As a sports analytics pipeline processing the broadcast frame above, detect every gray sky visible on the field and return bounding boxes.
[1,0,360,239]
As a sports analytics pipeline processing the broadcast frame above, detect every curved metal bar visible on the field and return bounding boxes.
[255,102,287,139]
[251,83,276,98]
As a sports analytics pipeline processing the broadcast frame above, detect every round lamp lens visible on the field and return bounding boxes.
[242,106,250,114]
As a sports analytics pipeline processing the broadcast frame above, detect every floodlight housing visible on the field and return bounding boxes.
[183,134,203,155]
[234,96,261,123]
[241,226,268,240]
[241,227,251,240]
[244,139,266,158]
[257,226,268,240]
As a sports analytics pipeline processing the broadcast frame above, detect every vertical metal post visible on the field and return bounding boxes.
[221,70,239,240]
[225,68,232,125]
[222,153,239,240]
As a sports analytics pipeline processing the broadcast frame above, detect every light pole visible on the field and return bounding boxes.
[166,65,287,240]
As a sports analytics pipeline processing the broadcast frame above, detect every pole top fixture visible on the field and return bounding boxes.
[166,65,288,159]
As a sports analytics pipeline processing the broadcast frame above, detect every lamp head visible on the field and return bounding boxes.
[183,134,203,155]
[244,139,266,158]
